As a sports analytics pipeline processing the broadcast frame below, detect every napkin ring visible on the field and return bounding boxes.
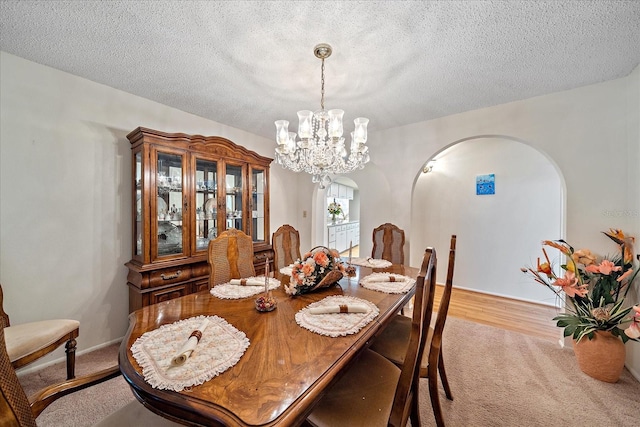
[189,330,203,341]
[339,304,349,313]
[389,276,396,282]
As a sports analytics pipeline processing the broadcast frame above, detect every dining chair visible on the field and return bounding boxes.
[208,228,256,286]
[372,223,405,265]
[0,320,180,427]
[304,247,437,427]
[0,284,80,380]
[272,224,301,275]
[370,234,457,427]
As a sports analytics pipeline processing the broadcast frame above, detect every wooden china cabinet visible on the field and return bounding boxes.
[125,127,273,312]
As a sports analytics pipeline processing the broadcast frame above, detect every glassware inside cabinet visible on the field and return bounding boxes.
[135,152,143,256]
[195,159,218,251]
[157,152,183,256]
[225,164,244,232]
[251,168,266,242]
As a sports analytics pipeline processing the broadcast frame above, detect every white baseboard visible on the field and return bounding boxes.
[16,336,123,378]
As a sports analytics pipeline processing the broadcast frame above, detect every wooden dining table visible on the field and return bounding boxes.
[119,263,418,427]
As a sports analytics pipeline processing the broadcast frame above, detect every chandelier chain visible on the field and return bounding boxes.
[320,57,325,111]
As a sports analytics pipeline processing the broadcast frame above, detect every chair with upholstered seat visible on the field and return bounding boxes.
[372,223,406,265]
[208,228,256,286]
[0,284,80,380]
[272,224,301,277]
[304,247,437,427]
[0,320,180,427]
[370,234,457,427]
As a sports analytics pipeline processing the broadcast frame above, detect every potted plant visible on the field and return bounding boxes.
[328,200,343,222]
[521,229,640,382]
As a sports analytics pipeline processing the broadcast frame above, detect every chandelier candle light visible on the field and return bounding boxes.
[274,43,370,189]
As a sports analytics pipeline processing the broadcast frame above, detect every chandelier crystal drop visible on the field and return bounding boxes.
[274,43,370,189]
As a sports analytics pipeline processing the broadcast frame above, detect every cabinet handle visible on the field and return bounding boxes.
[161,270,182,280]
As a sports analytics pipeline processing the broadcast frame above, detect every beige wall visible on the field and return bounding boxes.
[0,51,304,372]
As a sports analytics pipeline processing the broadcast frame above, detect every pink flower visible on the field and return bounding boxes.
[632,305,640,318]
[553,271,577,288]
[625,321,640,339]
[585,259,622,275]
[553,271,588,298]
[301,262,315,276]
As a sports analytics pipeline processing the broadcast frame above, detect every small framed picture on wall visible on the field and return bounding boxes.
[476,174,495,195]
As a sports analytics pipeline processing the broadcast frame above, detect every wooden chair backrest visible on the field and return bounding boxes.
[0,284,10,327]
[272,224,301,271]
[388,247,437,427]
[429,235,456,369]
[208,228,256,286]
[0,323,37,427]
[372,223,405,265]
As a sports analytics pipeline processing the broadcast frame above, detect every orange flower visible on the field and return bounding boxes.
[604,228,635,263]
[536,258,552,275]
[313,251,330,267]
[542,240,571,255]
[617,268,634,282]
[572,249,596,266]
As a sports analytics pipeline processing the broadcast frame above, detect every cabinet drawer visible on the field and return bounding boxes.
[328,227,336,241]
[193,280,210,293]
[149,283,191,305]
[149,266,192,287]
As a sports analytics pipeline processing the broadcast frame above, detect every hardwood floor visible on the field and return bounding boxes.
[433,285,560,342]
[341,245,560,341]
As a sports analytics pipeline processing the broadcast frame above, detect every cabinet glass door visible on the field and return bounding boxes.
[251,167,266,243]
[156,151,185,258]
[225,164,244,232]
[134,151,143,257]
[195,158,218,252]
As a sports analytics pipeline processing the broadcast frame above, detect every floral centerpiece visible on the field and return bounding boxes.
[521,229,640,343]
[284,246,346,296]
[328,200,343,221]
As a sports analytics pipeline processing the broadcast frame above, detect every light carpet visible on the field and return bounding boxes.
[19,317,639,426]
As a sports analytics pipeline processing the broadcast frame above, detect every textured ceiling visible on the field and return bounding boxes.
[1,1,639,140]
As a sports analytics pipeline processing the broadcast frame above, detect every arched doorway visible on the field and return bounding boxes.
[411,136,565,305]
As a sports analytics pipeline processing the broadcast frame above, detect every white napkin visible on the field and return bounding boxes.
[229,278,264,286]
[279,264,294,276]
[366,274,404,283]
[307,304,369,315]
[170,319,210,366]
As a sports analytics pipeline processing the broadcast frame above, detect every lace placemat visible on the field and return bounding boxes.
[350,257,393,268]
[360,272,416,294]
[210,277,280,299]
[131,315,250,392]
[295,295,379,337]
[279,265,294,276]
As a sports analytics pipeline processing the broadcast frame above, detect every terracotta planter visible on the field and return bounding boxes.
[572,331,626,383]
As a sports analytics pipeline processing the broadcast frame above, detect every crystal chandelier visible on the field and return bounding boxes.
[274,43,370,189]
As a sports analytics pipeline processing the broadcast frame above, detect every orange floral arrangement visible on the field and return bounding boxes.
[521,229,640,343]
[284,246,345,296]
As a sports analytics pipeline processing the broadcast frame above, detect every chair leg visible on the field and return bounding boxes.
[65,338,77,380]
[428,361,445,427]
[409,381,422,427]
[438,351,453,400]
